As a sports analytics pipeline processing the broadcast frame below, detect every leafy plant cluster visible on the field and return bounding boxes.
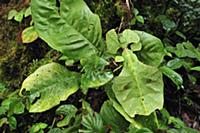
[1,0,199,132]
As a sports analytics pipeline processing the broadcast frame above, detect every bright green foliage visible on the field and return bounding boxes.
[8,7,31,23]
[30,123,48,133]
[31,0,102,60]
[2,0,198,132]
[56,104,78,127]
[119,29,140,48]
[134,30,165,67]
[20,62,79,112]
[191,66,200,71]
[106,29,121,54]
[113,49,163,117]
[160,66,183,89]
[22,26,38,43]
[80,56,113,93]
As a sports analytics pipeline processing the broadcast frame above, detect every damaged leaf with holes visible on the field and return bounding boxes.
[20,63,79,112]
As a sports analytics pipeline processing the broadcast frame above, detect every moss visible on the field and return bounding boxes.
[0,3,50,89]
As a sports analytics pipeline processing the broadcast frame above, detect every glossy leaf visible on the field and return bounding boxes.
[112,49,164,117]
[167,58,183,70]
[160,66,183,89]
[80,56,113,93]
[31,0,102,60]
[22,26,38,43]
[20,63,79,112]
[134,30,165,67]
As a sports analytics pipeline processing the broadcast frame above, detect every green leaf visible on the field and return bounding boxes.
[1,91,25,116]
[136,15,144,24]
[156,15,176,32]
[115,56,124,62]
[191,66,200,71]
[56,104,77,127]
[20,62,79,112]
[160,66,183,89]
[167,58,183,70]
[112,49,164,117]
[130,42,142,52]
[100,101,129,132]
[80,112,105,133]
[8,9,18,20]
[183,41,200,61]
[14,9,25,22]
[134,31,165,67]
[24,7,31,17]
[119,29,140,48]
[106,29,121,54]
[105,86,142,128]
[30,123,48,133]
[0,118,8,127]
[22,26,38,43]
[80,56,113,93]
[8,116,17,130]
[31,0,102,60]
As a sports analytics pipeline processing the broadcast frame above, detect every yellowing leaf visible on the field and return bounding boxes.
[20,63,79,112]
[22,26,38,43]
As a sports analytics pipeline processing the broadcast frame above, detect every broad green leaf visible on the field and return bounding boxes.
[80,56,113,93]
[135,112,159,131]
[22,26,38,43]
[80,112,105,133]
[20,62,79,112]
[106,29,121,54]
[56,104,77,127]
[30,123,48,133]
[100,101,129,132]
[160,66,183,89]
[8,10,18,20]
[31,0,102,60]
[106,86,142,128]
[134,31,165,67]
[191,66,200,71]
[119,29,140,48]
[112,49,164,117]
